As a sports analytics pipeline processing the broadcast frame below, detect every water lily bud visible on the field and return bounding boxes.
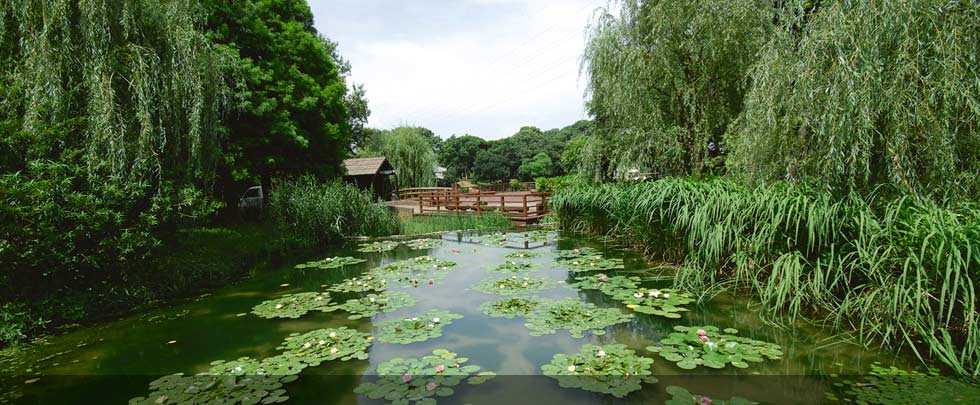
[699,335,710,343]
[700,396,713,404]
[435,365,445,373]
[567,365,576,372]
[598,274,609,282]
[402,374,412,383]
[428,279,434,285]
[596,350,606,358]
[697,329,707,336]
[426,382,438,391]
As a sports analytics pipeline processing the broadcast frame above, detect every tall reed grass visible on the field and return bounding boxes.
[400,213,511,235]
[552,178,980,375]
[269,178,401,246]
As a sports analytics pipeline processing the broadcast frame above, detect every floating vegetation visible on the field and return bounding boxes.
[375,309,464,344]
[610,288,693,318]
[505,251,538,259]
[404,238,443,250]
[517,230,559,243]
[541,344,656,398]
[326,275,389,293]
[470,275,556,296]
[569,274,640,295]
[129,372,294,405]
[828,364,980,404]
[353,349,495,405]
[665,386,756,405]
[294,256,366,269]
[472,232,509,247]
[375,256,457,274]
[276,327,372,366]
[357,241,401,253]
[251,292,335,319]
[559,256,624,272]
[646,326,783,369]
[556,247,603,261]
[524,298,634,338]
[479,297,543,318]
[335,292,416,319]
[487,260,538,273]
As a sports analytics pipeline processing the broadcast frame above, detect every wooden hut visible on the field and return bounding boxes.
[342,157,397,200]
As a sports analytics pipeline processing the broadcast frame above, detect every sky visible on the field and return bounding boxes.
[310,0,607,140]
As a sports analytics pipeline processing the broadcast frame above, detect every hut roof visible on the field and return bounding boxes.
[343,157,395,176]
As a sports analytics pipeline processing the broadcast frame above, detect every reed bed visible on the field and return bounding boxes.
[552,178,980,375]
[400,213,511,235]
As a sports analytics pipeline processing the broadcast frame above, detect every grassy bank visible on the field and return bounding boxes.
[551,178,980,375]
[400,212,511,235]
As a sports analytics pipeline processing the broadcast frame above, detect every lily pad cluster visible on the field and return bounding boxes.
[487,260,538,273]
[829,364,980,404]
[479,296,543,318]
[504,251,538,259]
[353,349,495,405]
[470,275,555,296]
[334,291,416,320]
[375,309,464,344]
[357,241,401,253]
[294,256,366,270]
[524,298,634,338]
[129,372,293,405]
[646,326,783,369]
[276,326,372,366]
[569,274,640,295]
[518,230,559,243]
[404,238,443,250]
[556,247,603,260]
[610,288,693,318]
[471,232,509,247]
[251,292,335,319]
[375,256,457,274]
[541,344,657,398]
[665,386,756,405]
[326,275,389,293]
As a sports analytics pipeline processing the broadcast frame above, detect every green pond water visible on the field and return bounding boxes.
[0,230,961,404]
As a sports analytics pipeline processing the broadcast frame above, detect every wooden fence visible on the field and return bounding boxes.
[405,190,549,222]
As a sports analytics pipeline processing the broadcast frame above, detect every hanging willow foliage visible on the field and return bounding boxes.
[731,0,980,198]
[0,0,226,187]
[580,0,773,180]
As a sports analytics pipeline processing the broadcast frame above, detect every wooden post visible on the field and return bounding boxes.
[522,194,528,219]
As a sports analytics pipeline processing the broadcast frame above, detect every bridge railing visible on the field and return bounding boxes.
[413,191,549,221]
[397,187,453,201]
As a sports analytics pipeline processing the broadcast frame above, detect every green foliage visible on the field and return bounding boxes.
[610,288,693,318]
[403,238,443,250]
[534,176,578,193]
[275,327,373,366]
[732,0,980,197]
[524,298,634,338]
[374,309,464,344]
[504,251,538,260]
[582,0,773,179]
[334,292,416,320]
[646,326,783,370]
[374,256,458,274]
[326,275,389,293]
[829,364,980,404]
[479,297,543,319]
[251,292,335,319]
[470,276,556,296]
[665,386,756,405]
[357,241,401,253]
[360,126,438,188]
[487,261,538,274]
[518,153,553,180]
[129,372,294,405]
[541,344,657,398]
[439,135,487,181]
[556,248,624,272]
[552,178,980,375]
[400,213,510,235]
[269,178,400,247]
[569,274,640,295]
[353,349,495,405]
[294,256,366,270]
[471,122,587,181]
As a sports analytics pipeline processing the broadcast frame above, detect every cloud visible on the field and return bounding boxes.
[312,0,603,139]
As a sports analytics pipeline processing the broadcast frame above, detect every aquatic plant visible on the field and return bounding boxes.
[541,344,656,398]
[375,309,464,344]
[251,292,335,319]
[472,232,509,247]
[353,349,495,405]
[376,256,457,273]
[556,248,624,272]
[569,274,641,295]
[505,251,538,259]
[294,256,366,270]
[129,372,294,405]
[470,276,556,296]
[404,238,443,250]
[556,247,603,261]
[665,386,756,405]
[828,364,980,404]
[487,261,539,273]
[326,275,389,293]
[357,241,401,253]
[335,292,416,320]
[646,326,783,369]
[479,297,543,319]
[276,327,372,367]
[524,298,634,338]
[518,230,559,243]
[610,288,694,318]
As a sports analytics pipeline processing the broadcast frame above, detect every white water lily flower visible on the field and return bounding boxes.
[234,366,242,372]
[330,347,338,354]
[369,297,376,303]
[433,317,441,323]
[522,283,528,287]
[663,293,670,298]
[567,365,576,372]
[687,345,694,351]
[275,304,283,309]
[318,340,325,345]
[596,350,606,358]
[302,343,311,349]
[329,332,337,338]
[411,317,419,321]
[427,323,434,328]
[572,261,579,265]
[633,293,644,298]
[441,266,448,270]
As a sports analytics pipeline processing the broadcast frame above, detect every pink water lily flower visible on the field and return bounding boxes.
[427,279,434,285]
[450,248,460,253]
[700,396,713,404]
[699,335,710,343]
[435,365,445,373]
[696,329,707,336]
[597,274,608,282]
[402,374,412,383]
[426,382,438,391]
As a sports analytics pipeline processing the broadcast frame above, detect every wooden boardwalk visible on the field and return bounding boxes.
[387,187,549,225]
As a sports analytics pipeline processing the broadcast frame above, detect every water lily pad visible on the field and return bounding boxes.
[556,248,624,272]
[471,232,509,247]
[353,349,494,405]
[504,251,538,259]
[251,292,336,319]
[294,256,366,269]
[374,256,458,274]
[335,291,416,319]
[517,230,559,243]
[357,241,401,253]
[568,274,641,295]
[487,260,538,273]
[128,372,292,405]
[665,385,757,405]
[276,327,372,366]
[556,247,603,260]
[524,298,634,338]
[326,275,389,293]
[541,344,657,398]
[646,326,783,370]
[470,275,556,296]
[831,364,980,404]
[610,288,694,318]
[404,238,443,250]
[375,309,464,344]
[479,296,543,318]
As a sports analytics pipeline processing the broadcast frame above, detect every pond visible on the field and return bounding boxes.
[0,230,963,404]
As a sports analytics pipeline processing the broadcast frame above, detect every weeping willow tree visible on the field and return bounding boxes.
[580,0,774,181]
[359,126,437,189]
[0,0,226,186]
[731,0,980,198]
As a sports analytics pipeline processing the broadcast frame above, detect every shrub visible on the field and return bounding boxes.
[534,176,579,193]
[269,177,400,247]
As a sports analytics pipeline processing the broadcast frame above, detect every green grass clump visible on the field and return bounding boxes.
[400,213,510,235]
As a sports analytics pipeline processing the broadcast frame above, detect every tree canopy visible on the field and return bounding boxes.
[359,126,437,189]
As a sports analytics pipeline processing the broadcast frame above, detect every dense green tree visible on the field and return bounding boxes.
[518,152,554,179]
[473,148,513,181]
[439,135,488,181]
[359,126,437,189]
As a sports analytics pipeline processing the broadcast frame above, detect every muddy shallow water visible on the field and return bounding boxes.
[0,230,937,404]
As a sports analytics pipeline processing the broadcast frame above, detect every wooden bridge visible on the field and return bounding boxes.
[389,187,550,225]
